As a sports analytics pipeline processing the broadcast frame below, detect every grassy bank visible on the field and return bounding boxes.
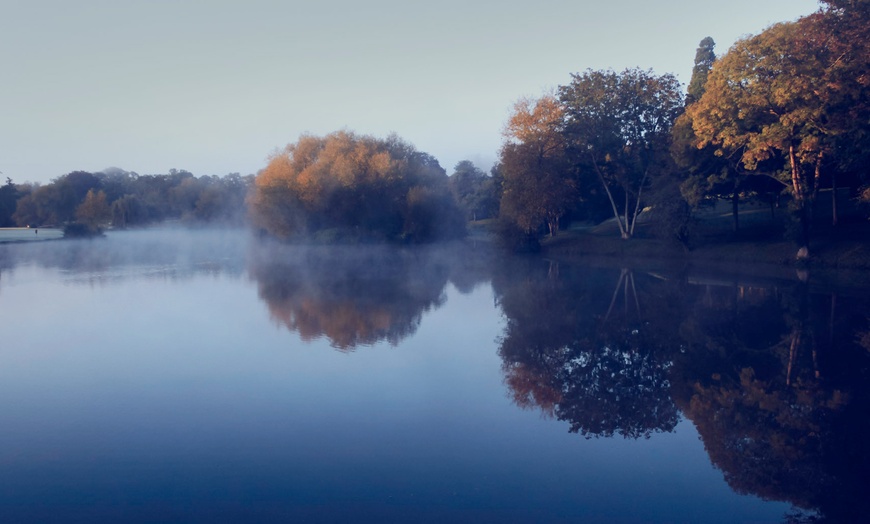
[538,199,870,271]
[0,227,64,243]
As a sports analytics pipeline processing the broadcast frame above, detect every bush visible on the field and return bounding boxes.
[63,222,102,238]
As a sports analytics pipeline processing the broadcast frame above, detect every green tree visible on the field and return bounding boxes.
[449,160,498,221]
[686,36,716,104]
[0,178,19,227]
[560,68,684,239]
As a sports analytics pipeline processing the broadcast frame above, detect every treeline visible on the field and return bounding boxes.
[0,169,253,232]
[3,1,867,250]
[495,0,870,254]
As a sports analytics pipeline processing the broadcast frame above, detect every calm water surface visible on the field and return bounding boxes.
[0,229,866,523]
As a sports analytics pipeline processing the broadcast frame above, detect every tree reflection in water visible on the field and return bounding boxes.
[495,259,870,522]
[247,241,492,350]
[672,279,870,524]
[494,260,682,439]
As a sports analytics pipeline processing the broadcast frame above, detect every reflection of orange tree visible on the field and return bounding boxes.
[248,243,487,351]
[495,261,683,438]
[685,368,845,509]
[672,281,870,523]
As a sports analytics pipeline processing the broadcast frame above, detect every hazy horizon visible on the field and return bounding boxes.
[1,0,819,184]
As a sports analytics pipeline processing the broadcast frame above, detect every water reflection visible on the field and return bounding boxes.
[2,230,868,521]
[494,259,870,522]
[247,241,492,350]
[671,280,870,524]
[494,261,681,439]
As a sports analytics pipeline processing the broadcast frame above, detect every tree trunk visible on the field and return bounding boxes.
[629,170,649,238]
[732,179,740,233]
[624,192,630,239]
[789,145,810,259]
[591,154,628,239]
[831,172,838,226]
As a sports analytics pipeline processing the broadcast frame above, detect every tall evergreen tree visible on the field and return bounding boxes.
[687,37,716,105]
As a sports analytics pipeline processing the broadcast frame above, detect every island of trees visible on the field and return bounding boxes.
[1,0,867,262]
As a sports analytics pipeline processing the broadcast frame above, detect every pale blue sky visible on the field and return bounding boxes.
[1,0,820,183]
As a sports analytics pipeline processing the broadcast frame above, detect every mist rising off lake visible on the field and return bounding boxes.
[0,229,866,523]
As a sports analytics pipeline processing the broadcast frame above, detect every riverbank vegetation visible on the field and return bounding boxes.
[495,0,870,260]
[0,0,866,257]
[0,169,251,236]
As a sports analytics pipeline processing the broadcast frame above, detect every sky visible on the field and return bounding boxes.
[1,0,821,184]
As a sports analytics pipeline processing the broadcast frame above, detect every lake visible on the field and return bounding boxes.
[0,229,867,523]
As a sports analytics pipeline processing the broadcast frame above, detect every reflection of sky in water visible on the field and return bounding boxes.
[0,233,796,523]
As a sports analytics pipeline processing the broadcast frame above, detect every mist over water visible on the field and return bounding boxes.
[0,229,866,523]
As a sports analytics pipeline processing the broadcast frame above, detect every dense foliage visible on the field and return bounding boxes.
[491,1,870,254]
[499,95,575,246]
[0,169,252,233]
[249,131,465,243]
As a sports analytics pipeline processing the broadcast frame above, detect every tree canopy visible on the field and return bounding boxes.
[686,9,868,255]
[498,94,576,244]
[560,68,684,239]
[249,131,465,243]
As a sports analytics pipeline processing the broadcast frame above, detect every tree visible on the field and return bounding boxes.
[499,94,576,241]
[686,37,716,105]
[75,189,111,231]
[560,68,684,239]
[13,184,59,226]
[53,171,101,223]
[672,37,753,235]
[111,194,144,229]
[817,1,870,223]
[687,19,836,257]
[0,178,19,227]
[248,131,465,243]
[448,160,498,221]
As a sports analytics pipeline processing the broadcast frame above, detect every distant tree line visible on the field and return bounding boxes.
[0,169,253,233]
[495,0,870,255]
[4,1,867,251]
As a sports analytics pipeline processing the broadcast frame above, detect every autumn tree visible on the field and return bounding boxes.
[13,184,60,226]
[672,36,753,235]
[75,189,111,231]
[498,94,575,245]
[248,131,464,243]
[560,68,683,239]
[817,0,870,221]
[687,18,839,257]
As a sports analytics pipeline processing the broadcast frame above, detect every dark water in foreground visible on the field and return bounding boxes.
[0,229,867,523]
